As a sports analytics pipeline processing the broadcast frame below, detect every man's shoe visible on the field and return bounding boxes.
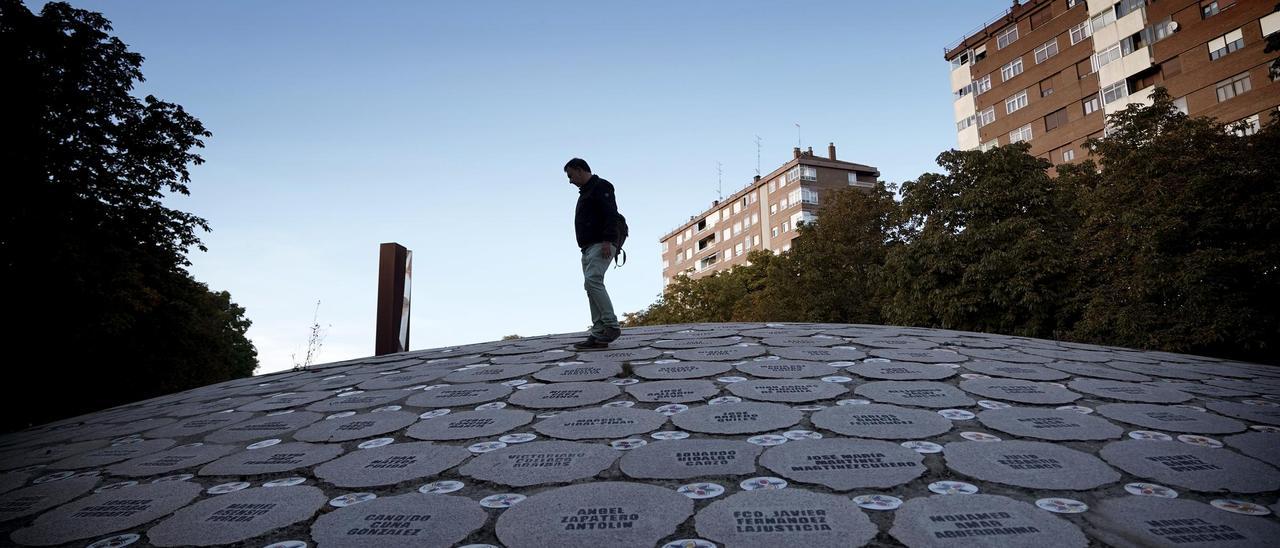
[598,327,622,343]
[574,337,609,350]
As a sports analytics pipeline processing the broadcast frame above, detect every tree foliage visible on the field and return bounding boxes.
[2,1,257,432]
[628,89,1279,364]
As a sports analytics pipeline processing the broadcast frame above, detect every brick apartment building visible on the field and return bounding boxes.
[658,144,879,285]
[946,0,1280,162]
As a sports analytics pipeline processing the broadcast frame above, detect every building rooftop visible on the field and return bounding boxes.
[2,322,1278,546]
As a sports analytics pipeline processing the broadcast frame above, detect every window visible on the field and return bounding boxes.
[735,243,744,256]
[696,218,707,232]
[786,166,816,182]
[1091,10,1116,33]
[1040,76,1055,97]
[1030,7,1052,29]
[675,234,683,245]
[787,189,801,207]
[801,188,819,205]
[1044,108,1069,132]
[754,235,760,246]
[720,208,730,221]
[733,222,742,236]
[978,106,996,127]
[1162,56,1182,79]
[697,235,714,250]
[1083,94,1101,114]
[1067,0,1082,7]
[684,229,691,240]
[723,250,731,261]
[1076,58,1094,79]
[1173,96,1189,115]
[781,221,789,233]
[662,259,669,269]
[975,74,991,95]
[752,213,759,225]
[1102,80,1128,104]
[1001,58,1024,81]
[957,115,977,131]
[732,202,741,215]
[768,180,776,192]
[997,25,1019,49]
[1069,21,1092,45]
[980,139,999,151]
[1201,0,1225,18]
[1215,72,1251,102]
[772,227,779,237]
[1230,114,1260,136]
[698,254,718,270]
[1006,90,1028,114]
[685,249,692,260]
[1094,43,1122,69]
[1034,39,1059,64]
[1208,29,1244,60]
[780,198,788,209]
[740,196,748,207]
[1009,124,1033,143]
[770,204,777,215]
[675,252,682,264]
[749,192,757,204]
[1062,148,1076,162]
[1116,0,1144,19]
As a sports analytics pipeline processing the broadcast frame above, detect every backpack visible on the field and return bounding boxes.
[613,213,629,267]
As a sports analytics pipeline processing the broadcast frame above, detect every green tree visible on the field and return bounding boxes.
[2,1,257,431]
[881,144,1081,338]
[1058,87,1280,362]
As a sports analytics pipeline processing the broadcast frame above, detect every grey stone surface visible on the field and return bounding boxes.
[1224,431,1280,466]
[672,402,803,435]
[1067,378,1192,403]
[673,345,768,361]
[654,336,743,350]
[147,485,326,546]
[405,409,533,440]
[507,381,620,409]
[855,381,976,408]
[0,439,109,470]
[1107,360,1210,380]
[107,443,237,476]
[958,378,1082,404]
[727,379,848,403]
[954,348,1054,364]
[1085,496,1280,548]
[889,494,1087,548]
[573,347,664,362]
[534,407,668,439]
[533,362,623,382]
[845,361,956,381]
[1146,381,1255,397]
[239,391,335,412]
[736,360,835,379]
[849,336,935,349]
[314,442,471,487]
[770,346,867,361]
[294,410,419,442]
[619,439,761,479]
[1099,439,1280,492]
[49,439,177,470]
[694,488,877,548]
[1095,403,1247,434]
[404,383,512,408]
[304,389,408,413]
[811,403,953,439]
[460,440,619,486]
[1042,360,1153,381]
[1204,400,1280,425]
[355,369,449,390]
[944,440,1120,490]
[624,380,719,403]
[145,411,255,438]
[310,493,486,548]
[759,438,926,489]
[760,336,844,347]
[296,373,381,392]
[443,363,545,383]
[203,411,324,444]
[494,482,693,548]
[491,350,573,365]
[0,476,99,523]
[977,407,1124,441]
[959,360,1069,380]
[199,442,344,476]
[864,348,961,363]
[11,481,202,546]
[633,361,733,380]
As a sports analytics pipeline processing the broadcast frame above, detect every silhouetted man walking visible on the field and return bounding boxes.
[565,158,622,349]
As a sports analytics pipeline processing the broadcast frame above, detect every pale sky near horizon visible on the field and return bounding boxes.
[47,0,1012,374]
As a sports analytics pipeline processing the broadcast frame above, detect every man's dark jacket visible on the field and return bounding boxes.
[575,174,619,250]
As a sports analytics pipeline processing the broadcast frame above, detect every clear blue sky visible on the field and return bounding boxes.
[51,0,1011,374]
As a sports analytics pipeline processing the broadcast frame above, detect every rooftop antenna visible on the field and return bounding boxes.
[755,135,762,176]
[716,161,723,200]
[795,122,801,149]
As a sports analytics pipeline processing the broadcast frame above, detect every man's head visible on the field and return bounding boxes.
[564,158,592,186]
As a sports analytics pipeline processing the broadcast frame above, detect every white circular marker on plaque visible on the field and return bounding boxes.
[246,439,281,450]
[1036,498,1088,514]
[207,481,250,495]
[747,434,788,446]
[1210,499,1271,516]
[357,437,395,449]
[853,494,903,510]
[1124,482,1178,498]
[499,433,537,443]
[677,482,725,499]
[901,441,944,454]
[419,480,465,494]
[479,493,526,508]
[329,492,376,507]
[263,477,306,487]
[1128,430,1173,441]
[740,476,788,490]
[419,409,451,419]
[928,481,978,495]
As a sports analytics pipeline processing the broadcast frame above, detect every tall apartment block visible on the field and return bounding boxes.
[946,0,1279,162]
[658,144,879,285]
